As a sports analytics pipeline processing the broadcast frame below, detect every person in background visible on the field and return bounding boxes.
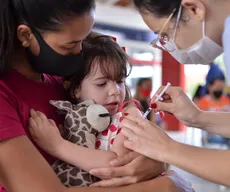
[198,77,230,147]
[206,63,225,88]
[193,63,225,106]
[133,78,167,129]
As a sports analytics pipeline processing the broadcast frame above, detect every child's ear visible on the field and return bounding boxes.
[73,87,81,100]
[63,81,71,91]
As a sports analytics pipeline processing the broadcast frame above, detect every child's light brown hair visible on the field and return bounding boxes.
[65,31,132,102]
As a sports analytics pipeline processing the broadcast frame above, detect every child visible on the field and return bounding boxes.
[29,32,166,187]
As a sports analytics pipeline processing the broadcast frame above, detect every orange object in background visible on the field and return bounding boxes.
[114,0,131,7]
[162,51,185,131]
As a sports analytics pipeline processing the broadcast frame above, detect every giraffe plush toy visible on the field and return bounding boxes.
[49,100,111,187]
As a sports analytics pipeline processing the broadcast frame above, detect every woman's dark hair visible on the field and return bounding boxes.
[133,0,181,17]
[207,77,226,86]
[206,77,226,94]
[65,31,132,102]
[136,77,151,87]
[0,0,95,77]
[192,85,204,100]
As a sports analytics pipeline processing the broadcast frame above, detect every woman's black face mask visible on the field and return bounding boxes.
[25,31,84,77]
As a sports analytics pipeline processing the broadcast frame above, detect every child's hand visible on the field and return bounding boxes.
[28,109,64,156]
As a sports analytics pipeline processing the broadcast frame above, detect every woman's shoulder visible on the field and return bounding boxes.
[0,81,26,141]
[0,77,18,105]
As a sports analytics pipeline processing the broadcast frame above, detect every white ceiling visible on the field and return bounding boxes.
[95,1,149,30]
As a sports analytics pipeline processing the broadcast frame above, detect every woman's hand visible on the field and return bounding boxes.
[151,86,202,127]
[89,152,162,187]
[28,109,64,156]
[121,114,174,163]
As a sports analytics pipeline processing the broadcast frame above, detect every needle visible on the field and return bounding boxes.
[142,82,171,119]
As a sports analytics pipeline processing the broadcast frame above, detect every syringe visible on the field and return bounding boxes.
[142,82,171,119]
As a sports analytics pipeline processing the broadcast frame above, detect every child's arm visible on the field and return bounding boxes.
[29,110,117,172]
[56,140,117,172]
[111,105,167,178]
[111,105,142,157]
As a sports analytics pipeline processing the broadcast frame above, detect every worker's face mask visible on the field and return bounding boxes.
[25,30,84,77]
[168,5,223,64]
[212,90,223,99]
[140,88,152,97]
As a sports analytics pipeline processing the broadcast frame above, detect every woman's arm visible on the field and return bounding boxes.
[122,115,230,186]
[0,136,189,192]
[196,111,230,137]
[68,176,176,192]
[151,86,230,137]
[0,136,65,192]
[166,141,230,186]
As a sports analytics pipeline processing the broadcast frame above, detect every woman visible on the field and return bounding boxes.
[0,0,192,191]
[120,0,230,187]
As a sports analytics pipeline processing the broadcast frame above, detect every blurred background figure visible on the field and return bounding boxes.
[206,63,226,88]
[133,78,167,129]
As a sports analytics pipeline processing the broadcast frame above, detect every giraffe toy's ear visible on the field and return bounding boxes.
[86,104,111,132]
[49,100,73,113]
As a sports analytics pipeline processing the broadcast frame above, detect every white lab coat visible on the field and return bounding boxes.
[223,16,230,85]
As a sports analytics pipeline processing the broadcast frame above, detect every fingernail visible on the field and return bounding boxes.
[151,103,157,109]
[110,159,119,166]
[117,128,122,134]
[160,172,166,176]
[160,111,165,118]
[119,117,123,122]
[124,113,129,116]
[89,170,95,174]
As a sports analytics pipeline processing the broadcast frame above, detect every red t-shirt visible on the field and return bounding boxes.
[0,69,69,191]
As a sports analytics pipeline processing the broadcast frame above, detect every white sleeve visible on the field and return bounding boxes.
[223,16,230,85]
